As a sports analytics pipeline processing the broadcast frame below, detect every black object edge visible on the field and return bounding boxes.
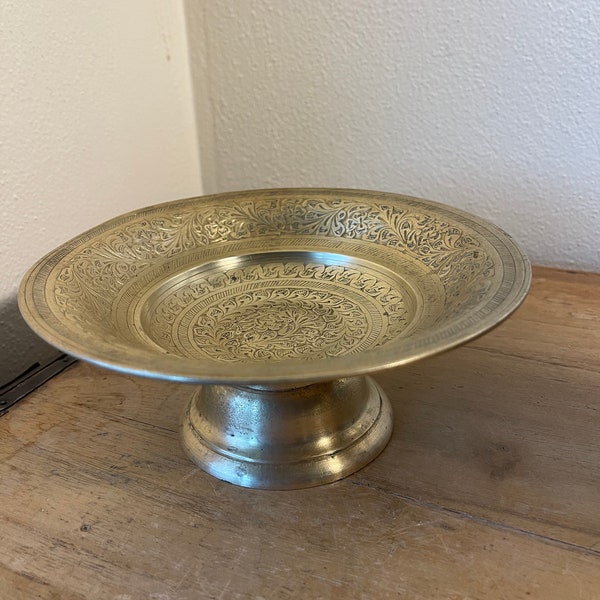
[0,354,77,416]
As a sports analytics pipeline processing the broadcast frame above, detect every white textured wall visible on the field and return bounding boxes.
[186,0,600,271]
[1,1,202,384]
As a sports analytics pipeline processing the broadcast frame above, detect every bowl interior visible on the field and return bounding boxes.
[20,189,530,384]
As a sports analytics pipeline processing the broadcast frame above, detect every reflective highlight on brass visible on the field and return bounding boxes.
[182,377,392,489]
[19,188,531,488]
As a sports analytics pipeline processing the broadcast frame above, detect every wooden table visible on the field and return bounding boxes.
[1,267,599,599]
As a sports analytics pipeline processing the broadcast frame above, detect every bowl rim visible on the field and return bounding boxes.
[19,187,531,385]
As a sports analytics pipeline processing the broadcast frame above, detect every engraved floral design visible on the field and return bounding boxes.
[143,261,410,362]
[52,195,494,336]
[191,291,368,362]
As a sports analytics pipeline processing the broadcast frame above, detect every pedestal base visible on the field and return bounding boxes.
[180,376,392,489]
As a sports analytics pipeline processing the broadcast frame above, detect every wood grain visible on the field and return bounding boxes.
[0,267,599,599]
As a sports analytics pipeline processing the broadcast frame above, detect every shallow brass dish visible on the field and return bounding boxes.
[20,189,530,488]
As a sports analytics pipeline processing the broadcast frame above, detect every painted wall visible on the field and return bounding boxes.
[186,0,599,271]
[1,1,202,385]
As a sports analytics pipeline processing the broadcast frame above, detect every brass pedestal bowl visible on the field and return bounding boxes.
[19,189,530,489]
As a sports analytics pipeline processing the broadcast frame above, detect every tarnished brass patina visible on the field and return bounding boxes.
[19,189,530,489]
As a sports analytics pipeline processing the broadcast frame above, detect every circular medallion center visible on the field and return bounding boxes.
[137,253,418,363]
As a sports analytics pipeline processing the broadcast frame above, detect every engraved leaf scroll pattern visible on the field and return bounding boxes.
[52,196,494,330]
[146,262,409,362]
[191,291,366,361]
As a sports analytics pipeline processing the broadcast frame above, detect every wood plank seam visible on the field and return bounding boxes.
[350,480,600,558]
[466,346,599,373]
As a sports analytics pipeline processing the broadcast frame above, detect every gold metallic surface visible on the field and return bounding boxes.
[19,188,531,488]
[181,376,392,489]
